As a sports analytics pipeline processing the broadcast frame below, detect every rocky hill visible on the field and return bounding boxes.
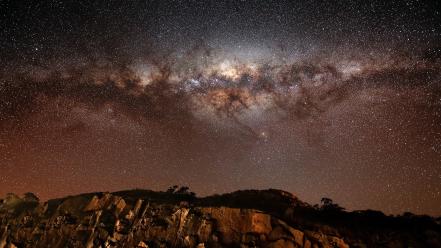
[0,189,440,248]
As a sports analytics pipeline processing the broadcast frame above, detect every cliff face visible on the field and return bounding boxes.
[0,190,439,248]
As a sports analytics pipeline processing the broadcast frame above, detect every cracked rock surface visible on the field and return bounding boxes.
[0,189,439,247]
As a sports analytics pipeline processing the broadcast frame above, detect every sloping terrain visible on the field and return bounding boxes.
[0,189,439,247]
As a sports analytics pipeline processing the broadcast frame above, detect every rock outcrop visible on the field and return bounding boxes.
[0,189,439,247]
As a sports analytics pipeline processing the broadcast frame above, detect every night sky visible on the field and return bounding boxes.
[1,0,440,216]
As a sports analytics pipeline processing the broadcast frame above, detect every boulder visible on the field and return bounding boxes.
[202,207,272,244]
[83,193,126,215]
[137,241,149,247]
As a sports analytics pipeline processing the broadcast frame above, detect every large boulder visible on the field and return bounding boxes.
[83,193,126,215]
[202,207,272,244]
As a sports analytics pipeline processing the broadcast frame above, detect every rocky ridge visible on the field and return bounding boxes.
[0,189,439,247]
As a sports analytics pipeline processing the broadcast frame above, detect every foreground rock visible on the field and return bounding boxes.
[0,189,439,247]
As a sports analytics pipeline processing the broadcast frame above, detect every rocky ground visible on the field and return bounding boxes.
[0,189,439,247]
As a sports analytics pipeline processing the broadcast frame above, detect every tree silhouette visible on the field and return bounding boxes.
[166,185,179,193]
[320,197,345,212]
[23,192,39,202]
[176,186,190,194]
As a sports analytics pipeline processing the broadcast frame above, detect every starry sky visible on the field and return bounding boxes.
[0,0,440,215]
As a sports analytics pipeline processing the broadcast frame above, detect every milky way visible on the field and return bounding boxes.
[0,0,440,215]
